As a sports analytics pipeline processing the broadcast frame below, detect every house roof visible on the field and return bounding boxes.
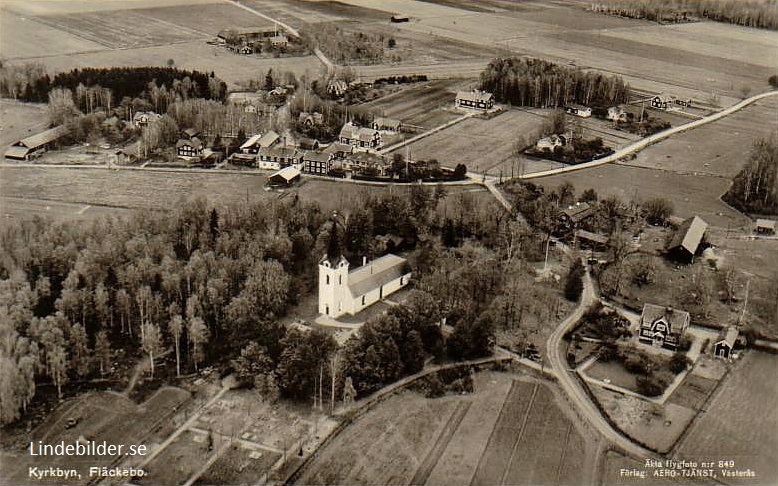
[259,146,299,159]
[456,90,493,103]
[4,145,32,159]
[339,123,379,143]
[18,125,68,149]
[347,152,387,167]
[218,26,278,38]
[537,134,564,147]
[561,202,594,223]
[176,137,203,150]
[240,134,263,150]
[756,219,776,230]
[259,130,280,148]
[227,91,264,104]
[304,151,331,163]
[323,142,354,155]
[183,128,200,138]
[347,254,410,297]
[640,303,690,334]
[716,327,739,348]
[566,103,590,111]
[269,166,301,182]
[669,216,708,255]
[575,229,608,245]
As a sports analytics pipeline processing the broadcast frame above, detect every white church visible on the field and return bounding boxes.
[318,253,411,318]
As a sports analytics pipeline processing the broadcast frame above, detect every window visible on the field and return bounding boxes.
[361,295,365,305]
[339,275,342,285]
[326,275,330,285]
[400,277,404,285]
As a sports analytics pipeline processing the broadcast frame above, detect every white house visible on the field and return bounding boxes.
[536,134,565,151]
[565,104,592,118]
[318,254,411,318]
[455,90,494,110]
[607,106,628,122]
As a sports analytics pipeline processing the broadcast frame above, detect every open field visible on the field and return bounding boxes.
[405,109,540,173]
[666,374,718,410]
[197,443,281,485]
[534,164,750,229]
[140,429,218,486]
[0,99,49,148]
[0,387,191,486]
[620,98,778,178]
[298,372,600,486]
[361,79,472,130]
[675,351,778,482]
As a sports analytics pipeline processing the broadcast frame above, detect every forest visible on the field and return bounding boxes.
[589,0,778,30]
[0,65,227,105]
[724,135,778,214]
[0,183,569,425]
[300,23,386,65]
[479,58,631,109]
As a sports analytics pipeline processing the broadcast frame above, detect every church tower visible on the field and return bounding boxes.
[319,255,349,317]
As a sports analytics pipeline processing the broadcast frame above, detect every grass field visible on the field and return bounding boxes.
[0,99,49,148]
[299,372,600,486]
[405,108,542,174]
[620,98,778,179]
[197,443,281,485]
[676,351,778,483]
[666,374,718,410]
[534,164,749,229]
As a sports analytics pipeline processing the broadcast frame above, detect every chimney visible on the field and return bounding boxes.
[667,306,674,314]
[362,256,367,266]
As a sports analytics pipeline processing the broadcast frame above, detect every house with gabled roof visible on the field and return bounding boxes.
[302,151,333,175]
[372,116,402,132]
[638,304,690,350]
[455,90,494,110]
[318,253,411,318]
[713,327,740,359]
[338,122,381,151]
[176,137,204,158]
[257,145,302,170]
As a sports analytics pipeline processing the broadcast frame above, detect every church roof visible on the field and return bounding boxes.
[347,254,409,297]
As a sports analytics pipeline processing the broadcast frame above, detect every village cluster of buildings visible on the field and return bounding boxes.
[211,26,289,55]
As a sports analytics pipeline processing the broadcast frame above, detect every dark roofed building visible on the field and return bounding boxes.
[303,151,333,175]
[559,202,595,229]
[372,117,402,132]
[5,125,68,160]
[455,90,494,110]
[338,122,381,150]
[258,145,302,170]
[176,137,204,158]
[668,216,708,261]
[755,219,776,235]
[638,304,690,350]
[713,327,740,359]
[574,229,609,249]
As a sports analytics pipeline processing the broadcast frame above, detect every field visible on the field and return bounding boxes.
[621,97,778,178]
[197,444,281,485]
[139,430,218,486]
[0,99,49,148]
[534,164,749,229]
[675,351,778,483]
[0,387,191,486]
[666,374,718,410]
[298,372,600,486]
[599,450,687,485]
[361,79,472,130]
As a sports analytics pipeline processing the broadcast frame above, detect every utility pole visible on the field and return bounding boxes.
[319,363,324,411]
[738,278,751,327]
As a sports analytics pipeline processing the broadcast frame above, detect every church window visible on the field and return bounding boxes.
[326,275,330,285]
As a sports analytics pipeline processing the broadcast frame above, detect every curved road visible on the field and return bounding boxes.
[546,266,657,459]
[517,89,778,180]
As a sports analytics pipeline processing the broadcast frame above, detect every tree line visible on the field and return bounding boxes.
[724,135,778,214]
[590,0,778,30]
[479,57,630,108]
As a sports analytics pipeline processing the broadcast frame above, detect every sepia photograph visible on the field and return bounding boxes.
[0,0,776,485]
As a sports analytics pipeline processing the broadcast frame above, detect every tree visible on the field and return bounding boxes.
[276,328,336,400]
[564,259,585,301]
[447,313,495,361]
[141,322,164,378]
[231,341,274,388]
[48,88,79,126]
[187,317,209,371]
[94,330,111,377]
[48,345,68,399]
[643,197,673,225]
[580,188,598,203]
[169,314,184,377]
[387,38,396,48]
[70,323,90,378]
[669,352,689,373]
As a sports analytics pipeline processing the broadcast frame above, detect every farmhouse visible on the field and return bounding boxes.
[565,104,592,118]
[574,229,609,250]
[4,125,68,160]
[455,90,494,110]
[267,166,301,187]
[713,327,739,360]
[338,122,381,150]
[536,134,565,151]
[607,106,628,122]
[257,146,302,170]
[651,95,692,110]
[303,151,333,175]
[217,26,282,43]
[638,304,690,350]
[176,137,204,158]
[298,111,324,126]
[318,253,411,318]
[323,141,354,159]
[755,218,776,235]
[667,216,708,261]
[372,117,402,132]
[328,80,349,97]
[559,202,595,229]
[344,152,390,175]
[132,111,161,127]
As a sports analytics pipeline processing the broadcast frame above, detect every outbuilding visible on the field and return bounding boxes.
[4,125,68,160]
[267,166,301,186]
